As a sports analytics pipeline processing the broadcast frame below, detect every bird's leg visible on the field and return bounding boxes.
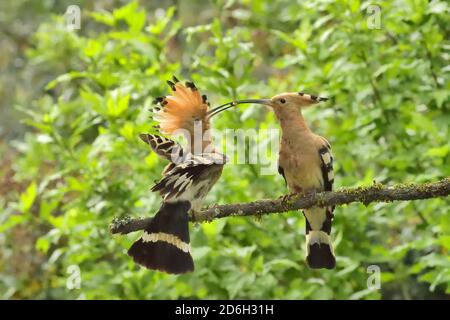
[280,195,294,211]
[303,189,318,205]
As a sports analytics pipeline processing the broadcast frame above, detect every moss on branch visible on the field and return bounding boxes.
[110,178,450,235]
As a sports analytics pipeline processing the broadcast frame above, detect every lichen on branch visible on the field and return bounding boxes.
[110,178,450,235]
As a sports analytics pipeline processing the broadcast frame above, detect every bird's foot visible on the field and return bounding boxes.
[280,192,299,210]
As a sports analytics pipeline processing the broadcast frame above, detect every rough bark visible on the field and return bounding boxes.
[110,178,450,235]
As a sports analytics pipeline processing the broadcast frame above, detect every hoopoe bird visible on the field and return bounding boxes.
[127,77,233,274]
[233,93,336,269]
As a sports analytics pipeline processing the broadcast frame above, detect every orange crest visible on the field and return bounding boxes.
[152,76,211,136]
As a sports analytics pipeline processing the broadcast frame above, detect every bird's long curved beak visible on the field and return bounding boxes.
[206,101,239,118]
[206,99,272,118]
[233,99,272,106]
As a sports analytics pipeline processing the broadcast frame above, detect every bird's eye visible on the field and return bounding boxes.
[280,98,286,104]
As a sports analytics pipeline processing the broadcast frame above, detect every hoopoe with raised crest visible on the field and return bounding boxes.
[232,92,336,269]
[128,77,234,274]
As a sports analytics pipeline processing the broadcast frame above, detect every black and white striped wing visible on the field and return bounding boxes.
[139,133,184,163]
[318,138,335,221]
[318,140,334,192]
[278,164,287,187]
[151,153,225,201]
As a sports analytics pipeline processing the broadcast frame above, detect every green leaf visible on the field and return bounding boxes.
[19,181,37,212]
[36,237,50,254]
[0,214,28,233]
[107,92,130,117]
[45,71,87,90]
[90,11,115,26]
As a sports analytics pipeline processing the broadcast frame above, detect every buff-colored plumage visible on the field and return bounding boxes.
[269,93,336,269]
[233,92,335,269]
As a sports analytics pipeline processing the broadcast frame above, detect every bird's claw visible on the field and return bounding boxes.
[280,192,298,210]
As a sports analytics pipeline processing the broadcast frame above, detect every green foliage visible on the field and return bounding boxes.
[1,0,449,299]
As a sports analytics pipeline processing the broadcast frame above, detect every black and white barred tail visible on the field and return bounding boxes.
[304,208,336,269]
[128,201,194,274]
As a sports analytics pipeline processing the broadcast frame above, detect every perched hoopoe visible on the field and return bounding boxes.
[127,77,232,274]
[232,93,336,269]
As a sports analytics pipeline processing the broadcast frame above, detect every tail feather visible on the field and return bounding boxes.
[128,201,194,274]
[304,207,336,269]
[306,231,336,269]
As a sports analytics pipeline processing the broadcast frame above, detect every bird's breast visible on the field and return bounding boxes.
[279,140,323,192]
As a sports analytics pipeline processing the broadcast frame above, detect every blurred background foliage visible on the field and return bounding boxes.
[0,0,449,299]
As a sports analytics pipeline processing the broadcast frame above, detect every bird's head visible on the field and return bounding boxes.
[233,92,328,111]
[206,92,328,116]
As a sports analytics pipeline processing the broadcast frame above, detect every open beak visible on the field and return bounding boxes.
[206,99,272,118]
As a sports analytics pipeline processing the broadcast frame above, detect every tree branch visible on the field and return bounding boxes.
[110,178,450,235]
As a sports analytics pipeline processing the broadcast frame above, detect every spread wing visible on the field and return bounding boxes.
[151,153,226,200]
[139,133,184,163]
